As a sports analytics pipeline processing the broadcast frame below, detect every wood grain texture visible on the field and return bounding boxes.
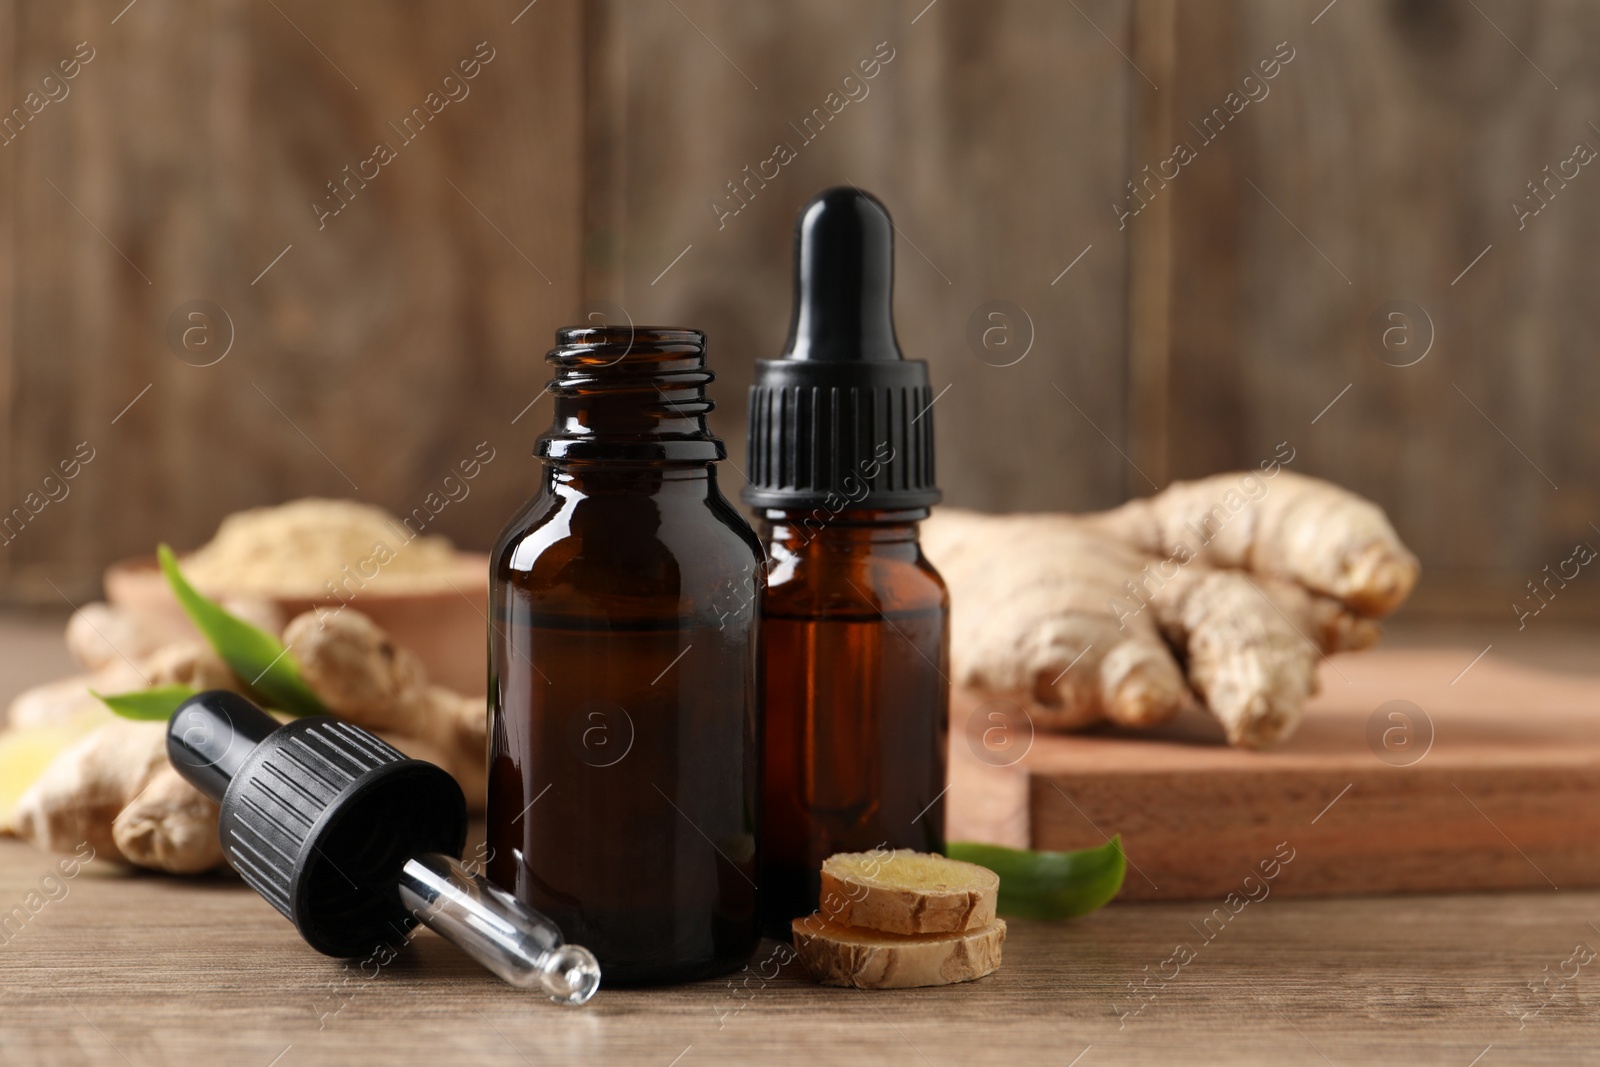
[3,835,1599,1065]
[1126,0,1177,489]
[0,0,13,598]
[1160,0,1600,612]
[0,0,584,602]
[4,0,1597,618]
[950,644,1600,901]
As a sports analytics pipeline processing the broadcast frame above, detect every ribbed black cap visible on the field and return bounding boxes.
[743,187,940,512]
[168,690,467,958]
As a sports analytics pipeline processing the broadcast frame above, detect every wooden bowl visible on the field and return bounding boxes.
[103,552,491,696]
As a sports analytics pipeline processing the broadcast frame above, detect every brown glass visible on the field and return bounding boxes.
[487,327,763,985]
[757,507,949,935]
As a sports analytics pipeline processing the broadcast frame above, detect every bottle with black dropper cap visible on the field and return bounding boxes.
[744,187,949,934]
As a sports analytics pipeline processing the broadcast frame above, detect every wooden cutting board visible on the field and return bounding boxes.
[947,646,1600,900]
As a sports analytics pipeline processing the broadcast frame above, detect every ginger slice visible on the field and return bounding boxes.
[11,720,170,862]
[790,915,1006,989]
[819,849,998,935]
[0,723,94,833]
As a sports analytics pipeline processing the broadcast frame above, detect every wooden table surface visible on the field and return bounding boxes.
[4,611,1599,1065]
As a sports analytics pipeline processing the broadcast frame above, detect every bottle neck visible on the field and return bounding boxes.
[535,326,726,464]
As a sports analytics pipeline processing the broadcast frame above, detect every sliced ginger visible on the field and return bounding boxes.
[820,849,998,935]
[10,720,171,862]
[791,915,1007,989]
[793,850,1006,989]
[0,722,101,833]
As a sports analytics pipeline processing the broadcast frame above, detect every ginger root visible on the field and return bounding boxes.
[7,674,129,731]
[1085,470,1417,616]
[112,765,225,874]
[141,640,241,692]
[66,603,189,675]
[10,720,174,863]
[283,610,486,801]
[922,470,1417,748]
[0,722,102,832]
[10,606,486,874]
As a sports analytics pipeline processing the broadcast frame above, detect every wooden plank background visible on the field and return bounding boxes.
[1,0,1595,624]
[1159,0,1600,619]
[0,0,586,602]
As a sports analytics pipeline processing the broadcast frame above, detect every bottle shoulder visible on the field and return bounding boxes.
[494,478,764,611]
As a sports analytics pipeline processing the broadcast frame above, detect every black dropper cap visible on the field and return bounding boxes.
[168,690,465,957]
[742,187,940,512]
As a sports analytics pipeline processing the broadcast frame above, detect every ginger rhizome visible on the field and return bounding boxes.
[921,471,1418,748]
[6,605,486,873]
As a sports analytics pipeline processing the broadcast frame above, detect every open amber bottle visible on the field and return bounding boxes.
[487,326,764,984]
[745,188,950,934]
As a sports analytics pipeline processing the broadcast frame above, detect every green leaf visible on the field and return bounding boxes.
[947,836,1127,920]
[93,684,197,721]
[157,543,325,717]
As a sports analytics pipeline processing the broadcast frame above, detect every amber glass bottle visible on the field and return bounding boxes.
[757,508,948,930]
[745,188,950,934]
[487,326,764,985]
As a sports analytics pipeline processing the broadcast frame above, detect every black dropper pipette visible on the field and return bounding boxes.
[166,689,600,1004]
[742,185,940,512]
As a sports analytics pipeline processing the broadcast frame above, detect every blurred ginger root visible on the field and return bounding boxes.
[922,470,1418,748]
[6,606,486,874]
